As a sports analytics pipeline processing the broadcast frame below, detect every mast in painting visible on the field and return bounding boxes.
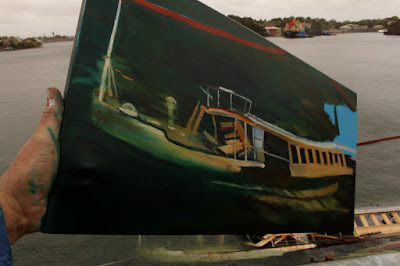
[99,0,122,102]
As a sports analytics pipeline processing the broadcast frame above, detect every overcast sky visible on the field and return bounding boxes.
[1,0,399,37]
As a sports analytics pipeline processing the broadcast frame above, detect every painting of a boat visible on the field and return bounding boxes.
[42,0,357,234]
[95,84,355,178]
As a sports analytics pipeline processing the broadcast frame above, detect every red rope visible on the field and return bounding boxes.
[357,136,400,146]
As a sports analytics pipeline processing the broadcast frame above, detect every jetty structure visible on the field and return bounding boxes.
[138,207,400,263]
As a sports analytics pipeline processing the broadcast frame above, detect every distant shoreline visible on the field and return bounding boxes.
[0,39,74,53]
[1,37,42,52]
[265,31,393,38]
[41,37,74,44]
[0,46,43,53]
[42,40,74,44]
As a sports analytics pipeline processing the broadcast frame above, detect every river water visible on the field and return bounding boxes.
[1,33,399,264]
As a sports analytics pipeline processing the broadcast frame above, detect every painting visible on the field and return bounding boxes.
[41,0,357,234]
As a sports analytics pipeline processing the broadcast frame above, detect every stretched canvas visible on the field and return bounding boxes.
[42,0,357,234]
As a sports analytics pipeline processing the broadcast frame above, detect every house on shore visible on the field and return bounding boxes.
[265,26,282,37]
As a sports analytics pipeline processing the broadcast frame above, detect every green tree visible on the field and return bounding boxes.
[8,37,18,49]
[386,19,400,35]
[296,16,305,22]
[328,19,338,29]
[228,15,266,36]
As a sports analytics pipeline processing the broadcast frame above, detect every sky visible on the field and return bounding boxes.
[1,0,399,38]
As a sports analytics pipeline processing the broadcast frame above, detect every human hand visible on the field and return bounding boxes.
[0,87,63,243]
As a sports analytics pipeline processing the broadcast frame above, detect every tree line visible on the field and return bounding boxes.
[0,36,42,51]
[386,20,400,35]
[228,15,400,36]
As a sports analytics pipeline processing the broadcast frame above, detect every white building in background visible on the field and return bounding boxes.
[265,26,282,37]
[339,25,351,31]
[373,25,385,30]
[339,24,369,32]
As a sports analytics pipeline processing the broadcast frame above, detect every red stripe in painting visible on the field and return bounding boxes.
[128,0,285,55]
[331,80,357,111]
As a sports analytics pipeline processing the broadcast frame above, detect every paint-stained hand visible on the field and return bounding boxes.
[0,88,63,243]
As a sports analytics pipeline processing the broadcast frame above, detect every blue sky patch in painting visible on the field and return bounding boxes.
[324,103,357,156]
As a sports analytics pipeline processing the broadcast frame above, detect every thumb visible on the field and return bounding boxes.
[34,87,64,142]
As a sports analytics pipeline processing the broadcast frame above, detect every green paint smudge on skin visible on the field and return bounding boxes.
[46,127,60,191]
[40,127,61,228]
[47,127,59,155]
[27,177,42,194]
[54,111,62,119]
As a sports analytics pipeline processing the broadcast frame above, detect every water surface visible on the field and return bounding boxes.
[1,33,399,264]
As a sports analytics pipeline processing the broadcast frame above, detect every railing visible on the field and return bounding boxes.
[201,86,252,115]
[223,119,289,164]
[354,210,400,236]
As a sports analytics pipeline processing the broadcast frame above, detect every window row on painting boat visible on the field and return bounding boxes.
[289,144,347,167]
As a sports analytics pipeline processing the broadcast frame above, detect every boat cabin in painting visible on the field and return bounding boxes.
[42,0,357,235]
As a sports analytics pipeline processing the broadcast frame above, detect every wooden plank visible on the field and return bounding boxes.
[261,234,272,239]
[292,237,308,244]
[192,105,205,132]
[224,132,237,139]
[392,212,400,223]
[186,104,199,130]
[341,153,347,167]
[234,120,250,145]
[273,236,287,245]
[296,146,302,164]
[226,139,244,147]
[371,214,381,226]
[203,130,218,145]
[359,215,369,227]
[311,149,317,164]
[305,148,310,164]
[314,234,337,239]
[220,122,233,128]
[218,141,243,155]
[292,233,309,244]
[251,235,275,248]
[212,115,218,138]
[382,213,392,225]
[288,143,293,164]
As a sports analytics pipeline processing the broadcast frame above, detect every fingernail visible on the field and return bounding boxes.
[47,88,56,107]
